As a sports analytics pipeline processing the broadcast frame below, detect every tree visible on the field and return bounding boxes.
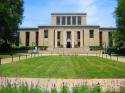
[114,0,125,48]
[0,0,24,51]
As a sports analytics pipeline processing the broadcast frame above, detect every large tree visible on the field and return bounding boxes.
[0,0,24,49]
[114,0,125,48]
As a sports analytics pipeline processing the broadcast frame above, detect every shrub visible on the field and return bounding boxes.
[107,47,117,55]
[89,46,103,51]
[38,46,48,50]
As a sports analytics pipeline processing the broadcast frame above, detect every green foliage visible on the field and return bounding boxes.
[0,0,24,47]
[51,88,58,93]
[107,47,117,54]
[13,46,35,51]
[60,86,69,93]
[89,46,103,51]
[114,0,125,48]
[38,46,48,50]
[0,85,124,93]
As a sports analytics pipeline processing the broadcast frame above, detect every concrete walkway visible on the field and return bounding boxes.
[0,77,125,91]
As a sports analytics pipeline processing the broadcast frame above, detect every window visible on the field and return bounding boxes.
[78,16,81,25]
[108,32,113,47]
[77,31,80,39]
[67,32,71,39]
[72,16,76,25]
[26,32,30,46]
[67,16,71,25]
[62,16,66,25]
[57,31,61,39]
[16,32,20,46]
[36,32,39,46]
[89,30,94,38]
[56,16,60,25]
[44,30,48,38]
[99,32,102,47]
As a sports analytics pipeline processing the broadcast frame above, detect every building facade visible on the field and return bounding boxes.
[18,13,115,49]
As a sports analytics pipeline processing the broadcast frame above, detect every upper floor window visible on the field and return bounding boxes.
[67,31,71,39]
[89,30,94,38]
[72,16,76,25]
[78,16,81,25]
[57,31,61,39]
[67,16,71,25]
[56,16,60,25]
[44,30,48,38]
[77,31,80,39]
[62,16,66,25]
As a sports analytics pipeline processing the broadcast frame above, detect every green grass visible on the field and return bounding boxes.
[0,56,125,78]
[0,53,23,59]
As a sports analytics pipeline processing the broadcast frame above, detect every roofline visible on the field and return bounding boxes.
[38,25,100,28]
[51,13,87,16]
[100,27,116,30]
[19,28,38,30]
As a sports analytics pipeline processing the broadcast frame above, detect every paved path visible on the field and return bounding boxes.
[0,77,125,91]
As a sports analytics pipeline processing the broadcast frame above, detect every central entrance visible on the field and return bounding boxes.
[67,42,71,48]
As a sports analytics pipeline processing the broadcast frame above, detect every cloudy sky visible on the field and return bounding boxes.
[20,0,117,28]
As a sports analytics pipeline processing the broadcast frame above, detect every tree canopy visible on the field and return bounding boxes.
[114,0,125,48]
[0,0,24,47]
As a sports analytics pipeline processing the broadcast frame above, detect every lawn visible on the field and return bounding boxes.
[0,56,125,78]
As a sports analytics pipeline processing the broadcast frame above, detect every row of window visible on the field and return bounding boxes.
[17,30,94,46]
[56,16,82,25]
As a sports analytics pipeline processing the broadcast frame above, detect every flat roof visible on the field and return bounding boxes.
[51,13,87,16]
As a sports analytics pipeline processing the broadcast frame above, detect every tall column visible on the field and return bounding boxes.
[72,31,75,48]
[80,30,83,48]
[63,30,66,48]
[55,30,57,48]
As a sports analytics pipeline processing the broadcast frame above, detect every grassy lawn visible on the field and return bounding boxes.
[0,56,125,78]
[0,53,24,59]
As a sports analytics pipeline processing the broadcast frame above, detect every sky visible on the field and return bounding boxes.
[20,0,117,28]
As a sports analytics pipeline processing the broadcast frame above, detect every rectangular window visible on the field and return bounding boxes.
[56,16,60,25]
[72,16,76,25]
[77,31,80,39]
[99,32,102,47]
[78,16,81,25]
[67,32,71,39]
[57,31,61,39]
[89,30,94,38]
[44,30,48,38]
[67,16,71,25]
[108,32,113,47]
[36,32,39,46]
[16,32,20,46]
[26,32,30,46]
[62,16,66,25]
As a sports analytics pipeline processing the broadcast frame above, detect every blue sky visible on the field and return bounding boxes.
[20,0,117,27]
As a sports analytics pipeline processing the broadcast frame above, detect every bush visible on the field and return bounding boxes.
[107,47,117,55]
[12,46,35,51]
[89,46,103,51]
[38,46,48,50]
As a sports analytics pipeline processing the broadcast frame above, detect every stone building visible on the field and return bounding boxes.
[18,13,115,49]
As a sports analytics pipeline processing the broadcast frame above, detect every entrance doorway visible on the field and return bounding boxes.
[67,42,71,48]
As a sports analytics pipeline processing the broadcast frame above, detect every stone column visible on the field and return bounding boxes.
[72,30,75,48]
[80,30,83,48]
[63,30,66,48]
[55,30,57,48]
